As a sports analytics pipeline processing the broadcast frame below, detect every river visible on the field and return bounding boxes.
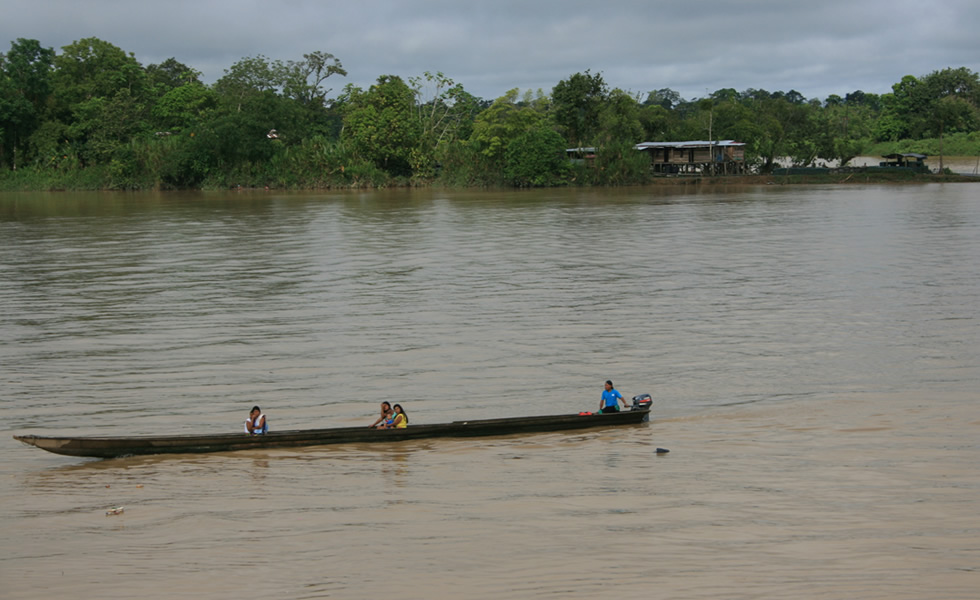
[1,184,977,599]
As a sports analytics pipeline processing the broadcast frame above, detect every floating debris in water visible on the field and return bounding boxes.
[105,507,125,516]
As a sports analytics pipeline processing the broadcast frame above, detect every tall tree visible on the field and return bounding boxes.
[0,38,55,169]
[844,90,881,111]
[918,67,980,170]
[277,51,347,108]
[503,125,568,187]
[811,92,878,166]
[145,58,202,97]
[593,89,648,184]
[468,88,546,170]
[644,88,681,109]
[340,75,420,176]
[410,71,479,146]
[150,82,217,132]
[214,55,278,113]
[53,37,147,109]
[215,52,346,140]
[409,71,482,177]
[50,37,148,165]
[552,70,607,148]
[597,89,643,145]
[876,75,927,141]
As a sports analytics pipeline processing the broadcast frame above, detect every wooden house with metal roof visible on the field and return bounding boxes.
[634,140,747,175]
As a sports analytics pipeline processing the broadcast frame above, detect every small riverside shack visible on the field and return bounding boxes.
[635,140,747,175]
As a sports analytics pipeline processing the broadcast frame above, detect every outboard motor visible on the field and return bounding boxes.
[631,393,653,411]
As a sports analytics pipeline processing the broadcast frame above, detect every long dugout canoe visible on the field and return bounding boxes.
[13,408,651,459]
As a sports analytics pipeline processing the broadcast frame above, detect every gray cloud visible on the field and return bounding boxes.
[5,0,978,102]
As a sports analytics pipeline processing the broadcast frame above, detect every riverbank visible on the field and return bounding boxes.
[1,166,977,193]
[681,171,979,186]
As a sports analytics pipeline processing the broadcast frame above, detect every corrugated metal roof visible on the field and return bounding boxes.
[883,153,927,159]
[567,141,746,153]
[635,140,745,149]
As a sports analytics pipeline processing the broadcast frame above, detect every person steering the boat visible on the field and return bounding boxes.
[599,380,629,414]
[245,406,268,434]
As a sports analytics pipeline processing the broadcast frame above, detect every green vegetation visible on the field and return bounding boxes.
[2,37,979,190]
[865,131,980,157]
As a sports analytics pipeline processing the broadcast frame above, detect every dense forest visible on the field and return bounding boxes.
[1,37,978,190]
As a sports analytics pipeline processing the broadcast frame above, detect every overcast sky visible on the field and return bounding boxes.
[4,0,978,103]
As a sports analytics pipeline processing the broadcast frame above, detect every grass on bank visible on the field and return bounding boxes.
[864,132,980,158]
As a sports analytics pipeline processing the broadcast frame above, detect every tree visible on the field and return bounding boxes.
[921,67,980,102]
[638,103,675,141]
[552,70,607,147]
[592,90,648,184]
[216,52,346,112]
[278,52,347,140]
[503,126,568,187]
[731,94,789,173]
[644,88,681,109]
[410,71,480,146]
[711,88,739,104]
[214,55,278,113]
[597,89,643,146]
[919,68,980,170]
[53,37,147,110]
[145,58,201,95]
[468,88,546,169]
[277,51,346,108]
[214,52,346,142]
[926,95,978,171]
[409,71,482,178]
[812,93,877,166]
[876,75,927,141]
[844,90,881,111]
[340,75,420,176]
[81,88,147,164]
[49,37,149,166]
[0,38,55,169]
[772,89,807,105]
[782,101,821,166]
[151,82,217,131]
[825,94,844,107]
[711,99,764,162]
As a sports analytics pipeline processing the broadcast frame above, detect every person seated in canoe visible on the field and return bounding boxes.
[370,401,394,428]
[599,380,629,414]
[245,406,268,434]
[379,404,408,429]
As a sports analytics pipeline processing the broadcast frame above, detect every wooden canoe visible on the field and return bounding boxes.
[13,408,650,459]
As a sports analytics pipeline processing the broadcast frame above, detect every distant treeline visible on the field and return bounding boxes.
[1,37,978,190]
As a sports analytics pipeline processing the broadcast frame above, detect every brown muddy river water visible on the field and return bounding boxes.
[1,185,978,599]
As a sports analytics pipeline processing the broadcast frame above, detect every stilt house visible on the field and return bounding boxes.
[634,140,747,175]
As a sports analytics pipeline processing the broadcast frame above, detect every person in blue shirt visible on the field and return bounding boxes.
[599,380,629,414]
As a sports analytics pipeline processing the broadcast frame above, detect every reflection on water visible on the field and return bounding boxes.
[1,185,978,599]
